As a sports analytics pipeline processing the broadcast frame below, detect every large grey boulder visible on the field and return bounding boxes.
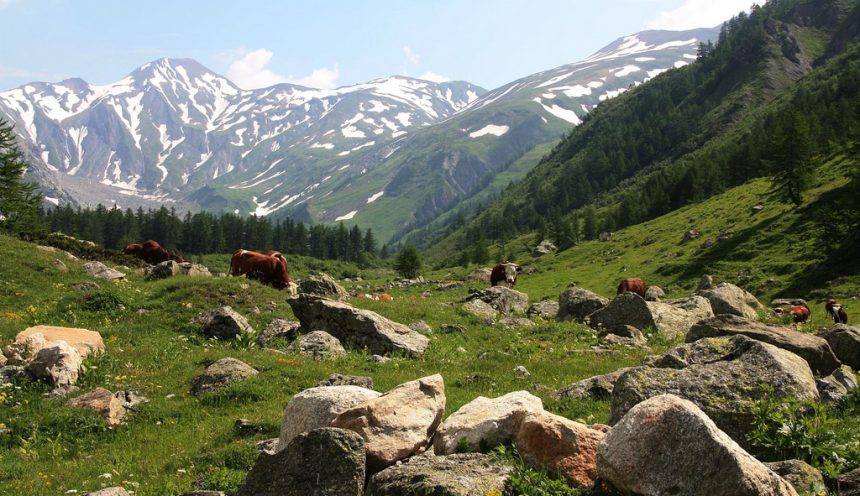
[83,261,126,281]
[587,293,713,339]
[609,336,819,446]
[833,467,860,496]
[192,358,258,395]
[553,368,633,401]
[527,300,559,320]
[256,318,301,347]
[764,460,825,495]
[237,428,365,496]
[697,282,765,320]
[557,285,609,322]
[689,314,841,375]
[533,239,558,256]
[84,488,131,496]
[278,385,380,451]
[288,295,429,357]
[598,394,798,496]
[316,374,374,389]
[367,453,511,496]
[299,273,349,300]
[199,306,255,340]
[291,331,346,360]
[817,324,860,369]
[179,262,211,277]
[433,391,543,455]
[145,260,181,280]
[27,341,83,386]
[816,365,857,403]
[464,267,492,283]
[465,287,529,315]
[461,299,498,319]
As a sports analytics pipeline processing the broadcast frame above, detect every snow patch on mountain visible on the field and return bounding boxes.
[469,124,510,138]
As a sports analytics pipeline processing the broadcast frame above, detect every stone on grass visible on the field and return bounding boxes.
[528,300,559,320]
[66,387,126,426]
[644,285,665,301]
[51,259,68,272]
[465,267,492,283]
[179,262,211,277]
[192,358,258,395]
[465,286,529,315]
[609,336,819,446]
[298,273,349,300]
[433,391,543,455]
[598,394,798,496]
[27,341,82,386]
[331,374,446,472]
[367,453,511,496]
[833,467,860,496]
[515,411,606,488]
[533,239,558,256]
[277,385,380,451]
[408,321,433,335]
[291,331,346,360]
[3,332,48,365]
[15,325,104,359]
[288,295,428,357]
[587,292,712,339]
[84,488,130,496]
[462,299,498,319]
[765,460,825,495]
[553,368,633,401]
[237,427,365,496]
[499,317,535,328]
[256,318,301,347]
[145,260,180,280]
[697,282,765,320]
[83,261,126,281]
[599,326,647,347]
[817,365,858,403]
[316,374,374,389]
[557,286,609,322]
[689,314,841,375]
[200,306,255,340]
[817,324,860,370]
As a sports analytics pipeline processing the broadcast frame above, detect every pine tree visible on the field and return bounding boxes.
[394,245,422,279]
[764,109,814,206]
[0,118,43,233]
[362,228,377,255]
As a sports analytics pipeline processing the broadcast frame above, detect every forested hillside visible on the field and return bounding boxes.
[429,0,860,266]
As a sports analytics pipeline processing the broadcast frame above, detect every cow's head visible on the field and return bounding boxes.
[286,281,299,297]
[503,263,521,284]
[123,243,142,256]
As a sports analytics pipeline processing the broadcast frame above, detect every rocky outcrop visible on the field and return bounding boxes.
[316,374,374,389]
[461,299,498,319]
[587,293,713,339]
[83,261,126,281]
[66,387,126,426]
[697,282,765,320]
[288,295,429,357]
[192,358,258,395]
[3,332,48,365]
[464,267,492,283]
[515,411,606,488]
[145,260,181,280]
[644,286,665,301]
[367,453,511,495]
[610,336,819,445]
[817,324,860,370]
[291,331,346,360]
[256,318,301,347]
[238,428,365,496]
[84,488,131,496]
[527,300,559,320]
[816,365,857,403]
[533,239,558,256]
[331,374,446,472]
[464,287,529,315]
[299,273,349,300]
[557,286,608,322]
[198,306,255,340]
[598,394,798,496]
[27,341,83,386]
[278,385,381,451]
[433,391,543,455]
[553,368,633,401]
[13,325,104,359]
[764,460,825,495]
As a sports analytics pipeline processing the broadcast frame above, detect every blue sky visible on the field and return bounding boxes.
[0,0,756,91]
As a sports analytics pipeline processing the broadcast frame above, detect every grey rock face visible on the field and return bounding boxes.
[644,285,665,301]
[610,336,819,446]
[83,488,131,496]
[533,239,558,256]
[557,285,609,322]
[316,374,374,389]
[462,299,498,319]
[598,394,798,496]
[465,287,529,315]
[256,318,301,347]
[816,365,857,403]
[697,282,765,320]
[817,324,860,370]
[292,331,346,360]
[407,321,433,335]
[83,261,126,281]
[298,273,349,300]
[238,428,365,496]
[199,306,255,340]
[145,260,180,280]
[367,453,511,496]
[192,358,258,395]
[689,314,841,375]
[764,460,825,495]
[288,295,429,357]
[553,368,633,401]
[527,300,559,320]
[278,385,380,451]
[27,341,83,386]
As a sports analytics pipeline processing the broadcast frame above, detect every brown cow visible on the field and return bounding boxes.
[490,262,522,287]
[230,249,295,293]
[825,298,848,324]
[124,240,185,265]
[617,278,646,298]
[789,304,811,323]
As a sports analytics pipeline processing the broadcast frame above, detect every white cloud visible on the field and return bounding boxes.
[418,71,450,83]
[402,46,420,65]
[646,0,762,31]
[0,0,18,8]
[226,48,339,90]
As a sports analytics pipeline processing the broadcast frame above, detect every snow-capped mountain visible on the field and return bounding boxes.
[0,58,483,207]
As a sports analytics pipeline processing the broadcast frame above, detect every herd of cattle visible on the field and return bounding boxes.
[122,241,849,325]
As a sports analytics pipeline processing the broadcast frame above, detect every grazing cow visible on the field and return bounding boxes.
[354,293,394,301]
[617,278,647,298]
[229,249,293,291]
[825,298,849,324]
[789,304,811,323]
[124,240,185,265]
[490,262,522,288]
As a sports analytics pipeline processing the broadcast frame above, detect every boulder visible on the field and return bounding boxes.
[367,453,511,495]
[515,411,606,488]
[465,267,493,283]
[51,259,68,272]
[647,296,714,339]
[145,260,180,280]
[771,298,808,308]
[644,285,665,301]
[697,282,765,320]
[533,239,558,256]
[461,299,498,319]
[587,293,713,339]
[599,231,612,242]
[288,295,429,357]
[237,428,365,496]
[599,326,647,347]
[316,374,374,389]
[278,385,381,450]
[833,467,860,496]
[66,387,126,426]
[609,336,819,446]
[3,332,48,365]
[192,358,258,395]
[408,321,433,335]
[433,391,543,455]
[291,331,346,360]
[0,353,5,367]
[84,488,130,496]
[465,287,529,315]
[14,325,104,359]
[256,318,301,347]
[298,273,349,300]
[199,306,255,340]
[689,315,841,375]
[817,324,860,369]
[697,274,715,291]
[83,261,126,281]
[553,368,633,401]
[331,374,446,472]
[764,460,825,495]
[179,262,211,277]
[598,394,798,496]
[816,364,857,403]
[27,341,83,386]
[527,300,559,320]
[557,285,609,322]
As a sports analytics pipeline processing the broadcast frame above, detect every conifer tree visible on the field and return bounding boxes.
[0,118,43,233]
[394,245,422,278]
